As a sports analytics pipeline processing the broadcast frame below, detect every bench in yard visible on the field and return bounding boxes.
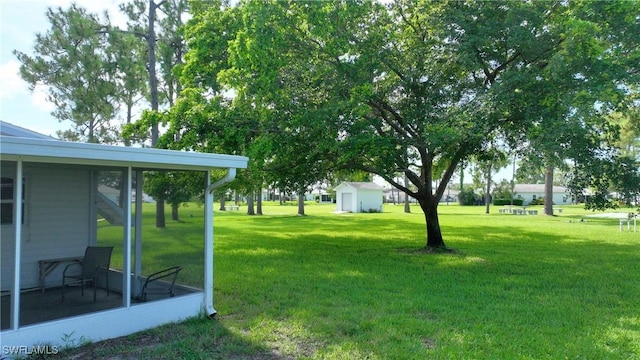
[619,215,637,232]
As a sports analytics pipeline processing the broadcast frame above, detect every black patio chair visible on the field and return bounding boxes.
[137,266,183,302]
[62,246,113,302]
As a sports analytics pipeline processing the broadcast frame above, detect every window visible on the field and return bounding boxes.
[1,177,25,225]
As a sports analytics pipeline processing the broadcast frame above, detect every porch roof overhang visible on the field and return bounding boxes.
[0,135,248,171]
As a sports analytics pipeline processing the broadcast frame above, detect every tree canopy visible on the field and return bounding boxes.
[162,0,640,249]
[14,5,119,143]
[17,0,639,245]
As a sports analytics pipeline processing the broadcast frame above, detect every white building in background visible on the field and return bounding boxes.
[335,182,384,213]
[513,184,573,205]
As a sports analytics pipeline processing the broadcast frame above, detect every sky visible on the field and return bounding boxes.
[0,0,124,137]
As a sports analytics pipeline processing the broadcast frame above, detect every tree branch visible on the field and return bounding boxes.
[367,97,419,139]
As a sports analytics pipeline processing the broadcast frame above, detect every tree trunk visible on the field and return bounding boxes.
[171,203,179,221]
[297,190,305,216]
[124,100,132,147]
[544,165,554,215]
[459,160,464,191]
[256,190,263,215]
[147,0,164,228]
[148,0,164,228]
[404,174,411,213]
[148,0,159,146]
[419,199,446,249]
[246,192,255,215]
[156,201,165,227]
[219,196,226,211]
[88,119,96,143]
[485,163,492,214]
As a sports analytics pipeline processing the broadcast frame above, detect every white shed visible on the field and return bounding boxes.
[513,184,572,205]
[335,182,384,213]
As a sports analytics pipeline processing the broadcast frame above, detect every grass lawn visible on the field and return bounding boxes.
[59,202,639,359]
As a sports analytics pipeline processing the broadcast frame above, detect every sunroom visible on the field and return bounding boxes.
[0,132,247,352]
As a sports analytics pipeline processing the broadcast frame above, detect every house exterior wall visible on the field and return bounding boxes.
[515,189,571,205]
[1,162,92,291]
[510,184,573,206]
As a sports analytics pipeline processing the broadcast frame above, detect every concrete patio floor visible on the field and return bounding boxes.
[2,280,200,331]
[1,286,122,330]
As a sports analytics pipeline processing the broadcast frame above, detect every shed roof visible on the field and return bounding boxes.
[338,182,385,190]
[0,135,248,171]
[514,184,568,193]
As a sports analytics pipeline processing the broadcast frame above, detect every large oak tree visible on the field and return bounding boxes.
[215,0,554,249]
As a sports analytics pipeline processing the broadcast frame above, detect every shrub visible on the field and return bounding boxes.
[493,198,523,206]
[458,187,478,206]
[529,197,543,205]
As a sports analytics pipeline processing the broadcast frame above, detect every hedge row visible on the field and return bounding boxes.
[493,198,524,206]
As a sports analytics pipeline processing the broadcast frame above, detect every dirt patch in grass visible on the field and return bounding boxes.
[59,333,162,360]
[396,246,461,255]
[50,319,284,360]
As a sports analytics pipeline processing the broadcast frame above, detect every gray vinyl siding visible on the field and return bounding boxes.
[1,162,92,290]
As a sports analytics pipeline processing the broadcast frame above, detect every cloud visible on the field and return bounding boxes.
[0,60,28,100]
[31,85,56,112]
[0,60,55,113]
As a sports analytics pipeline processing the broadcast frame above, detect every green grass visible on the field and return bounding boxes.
[61,202,640,359]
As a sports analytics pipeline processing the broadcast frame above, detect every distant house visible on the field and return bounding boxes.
[305,191,333,203]
[440,189,459,203]
[303,187,333,203]
[383,187,408,204]
[382,187,457,204]
[513,184,572,205]
[335,182,384,213]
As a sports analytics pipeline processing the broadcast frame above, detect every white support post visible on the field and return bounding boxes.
[204,171,214,316]
[204,168,236,317]
[122,167,133,307]
[11,158,24,329]
[133,170,143,296]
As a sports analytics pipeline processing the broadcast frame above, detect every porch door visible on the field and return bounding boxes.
[341,193,353,212]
